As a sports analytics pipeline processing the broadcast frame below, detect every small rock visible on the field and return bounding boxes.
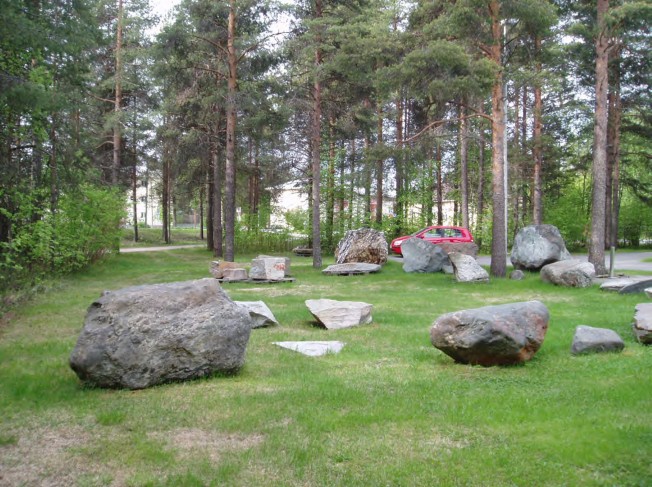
[430,300,549,366]
[222,268,248,281]
[571,325,625,355]
[235,301,279,328]
[401,237,451,273]
[633,303,652,345]
[619,278,652,295]
[448,252,489,283]
[305,299,373,330]
[541,259,595,288]
[322,263,381,275]
[510,270,525,281]
[273,341,345,357]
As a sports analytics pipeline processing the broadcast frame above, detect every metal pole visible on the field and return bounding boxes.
[609,246,615,277]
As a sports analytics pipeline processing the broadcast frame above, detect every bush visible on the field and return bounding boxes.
[0,185,125,292]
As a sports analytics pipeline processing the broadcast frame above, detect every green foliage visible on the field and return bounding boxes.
[0,185,125,292]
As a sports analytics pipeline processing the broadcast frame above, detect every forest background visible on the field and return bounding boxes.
[1,0,651,294]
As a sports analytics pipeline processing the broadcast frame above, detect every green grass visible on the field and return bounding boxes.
[1,249,650,486]
[120,227,205,247]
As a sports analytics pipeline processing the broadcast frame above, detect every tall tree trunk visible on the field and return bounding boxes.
[436,140,443,225]
[311,0,323,268]
[363,134,372,224]
[476,117,486,249]
[395,93,404,235]
[224,0,237,262]
[606,42,622,248]
[349,137,356,230]
[375,102,383,226]
[213,139,224,257]
[532,35,544,225]
[459,103,469,228]
[326,117,335,249]
[489,0,507,277]
[131,148,138,242]
[112,0,124,186]
[207,157,214,250]
[162,141,170,244]
[589,0,609,275]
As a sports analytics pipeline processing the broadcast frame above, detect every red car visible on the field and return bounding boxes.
[390,225,474,256]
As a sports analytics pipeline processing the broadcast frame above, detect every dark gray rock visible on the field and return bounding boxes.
[510,224,571,271]
[633,303,652,345]
[448,252,489,283]
[619,278,652,295]
[401,237,450,273]
[510,270,526,281]
[430,301,549,366]
[335,228,388,265]
[322,263,381,275]
[540,259,595,288]
[305,299,373,329]
[571,325,625,355]
[235,301,279,328]
[69,279,252,389]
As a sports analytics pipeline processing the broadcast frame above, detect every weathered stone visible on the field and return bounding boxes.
[292,246,313,257]
[210,261,245,279]
[540,259,595,288]
[258,255,291,276]
[646,288,652,299]
[222,268,248,281]
[633,303,652,345]
[69,279,252,389]
[448,252,489,283]
[571,325,625,355]
[401,237,451,273]
[619,278,652,295]
[235,301,279,328]
[305,299,373,330]
[435,242,479,258]
[510,270,526,281]
[335,228,388,265]
[273,341,345,357]
[250,257,286,280]
[322,263,381,275]
[510,224,572,271]
[430,300,549,366]
[600,277,646,292]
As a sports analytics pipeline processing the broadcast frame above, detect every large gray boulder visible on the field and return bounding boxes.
[633,303,652,345]
[571,326,625,355]
[430,301,549,366]
[69,279,252,389]
[448,252,489,283]
[540,259,596,288]
[335,228,388,265]
[305,299,373,330]
[511,224,571,271]
[401,237,450,273]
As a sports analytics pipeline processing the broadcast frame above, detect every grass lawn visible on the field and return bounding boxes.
[0,249,650,486]
[120,227,205,248]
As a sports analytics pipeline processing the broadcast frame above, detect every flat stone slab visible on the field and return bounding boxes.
[619,278,652,295]
[217,278,295,284]
[633,303,652,345]
[305,299,373,329]
[571,325,624,355]
[599,276,652,292]
[273,341,345,357]
[235,301,279,328]
[646,288,652,299]
[322,263,381,275]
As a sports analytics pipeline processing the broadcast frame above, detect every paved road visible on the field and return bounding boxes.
[120,244,204,253]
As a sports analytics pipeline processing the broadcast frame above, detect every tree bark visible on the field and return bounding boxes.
[588,0,609,275]
[395,93,404,235]
[489,0,507,278]
[459,103,469,229]
[311,0,323,268]
[532,36,544,225]
[606,42,622,248]
[224,0,237,262]
[375,102,383,226]
[112,0,124,186]
[476,116,486,248]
